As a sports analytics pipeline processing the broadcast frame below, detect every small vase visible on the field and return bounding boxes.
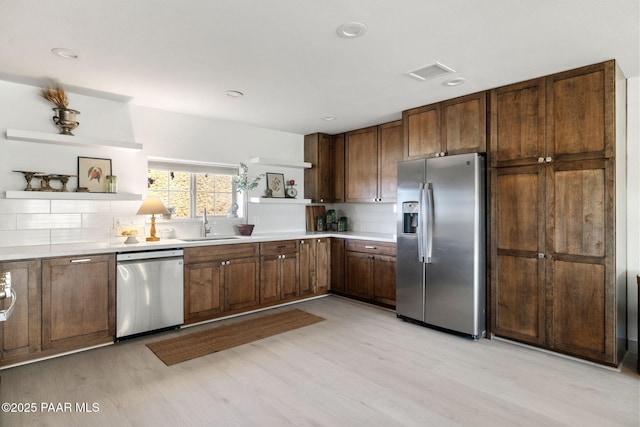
[52,108,80,135]
[237,224,255,236]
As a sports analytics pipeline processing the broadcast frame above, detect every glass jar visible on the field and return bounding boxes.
[338,217,348,232]
[326,209,336,224]
[106,175,117,193]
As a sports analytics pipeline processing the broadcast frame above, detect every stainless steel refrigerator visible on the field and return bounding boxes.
[396,153,486,339]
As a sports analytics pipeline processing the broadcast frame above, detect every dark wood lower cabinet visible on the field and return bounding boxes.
[330,238,345,293]
[315,238,330,293]
[0,260,40,366]
[299,239,315,296]
[225,256,260,311]
[341,240,396,308]
[260,240,299,304]
[184,243,260,323]
[491,159,621,366]
[41,254,115,352]
[184,261,224,319]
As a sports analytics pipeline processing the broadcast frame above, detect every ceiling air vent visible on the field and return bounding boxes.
[406,62,455,81]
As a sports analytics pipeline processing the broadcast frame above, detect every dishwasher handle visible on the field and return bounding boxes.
[117,249,184,262]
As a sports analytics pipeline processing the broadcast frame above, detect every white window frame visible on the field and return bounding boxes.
[147,157,239,218]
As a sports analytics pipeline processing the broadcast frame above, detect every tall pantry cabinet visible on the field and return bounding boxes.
[489,61,627,366]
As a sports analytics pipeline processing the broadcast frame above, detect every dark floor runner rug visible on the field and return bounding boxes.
[146,309,325,366]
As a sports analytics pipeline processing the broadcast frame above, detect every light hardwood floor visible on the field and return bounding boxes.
[1,295,638,426]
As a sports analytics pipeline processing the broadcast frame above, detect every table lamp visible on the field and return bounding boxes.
[137,197,170,241]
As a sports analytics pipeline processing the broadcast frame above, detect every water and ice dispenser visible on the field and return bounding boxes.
[402,202,419,234]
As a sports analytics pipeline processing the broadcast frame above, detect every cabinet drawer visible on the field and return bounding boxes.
[260,240,298,255]
[345,240,396,256]
[185,243,259,263]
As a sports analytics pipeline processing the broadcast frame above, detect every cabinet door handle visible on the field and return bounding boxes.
[317,239,321,243]
[70,258,92,263]
[545,157,552,163]
[364,245,376,249]
[538,157,545,163]
[538,253,545,259]
[282,254,286,259]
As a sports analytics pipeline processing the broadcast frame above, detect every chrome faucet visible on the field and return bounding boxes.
[202,207,211,237]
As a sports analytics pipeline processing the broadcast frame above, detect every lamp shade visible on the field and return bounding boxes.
[136,197,170,216]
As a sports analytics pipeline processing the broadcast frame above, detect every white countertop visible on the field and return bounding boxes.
[0,231,396,261]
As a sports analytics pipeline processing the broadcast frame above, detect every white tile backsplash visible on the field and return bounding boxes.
[51,200,112,213]
[0,214,16,230]
[82,213,118,228]
[17,213,82,229]
[0,197,394,247]
[327,203,396,234]
[0,199,50,214]
[51,228,111,245]
[0,229,50,247]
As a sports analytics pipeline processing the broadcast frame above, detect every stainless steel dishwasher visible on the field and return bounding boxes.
[116,249,184,339]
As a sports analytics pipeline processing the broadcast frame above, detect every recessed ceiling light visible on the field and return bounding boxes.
[51,48,79,60]
[443,78,466,87]
[225,90,244,98]
[322,116,336,121]
[336,22,367,38]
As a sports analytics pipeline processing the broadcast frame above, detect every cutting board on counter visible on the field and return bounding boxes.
[305,205,325,231]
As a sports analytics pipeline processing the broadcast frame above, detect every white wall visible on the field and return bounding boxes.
[128,105,307,234]
[626,76,639,352]
[0,80,307,246]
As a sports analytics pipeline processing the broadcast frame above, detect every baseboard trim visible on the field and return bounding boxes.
[491,335,624,372]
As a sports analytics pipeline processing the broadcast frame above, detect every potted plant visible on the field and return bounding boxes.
[40,79,80,135]
[233,162,264,235]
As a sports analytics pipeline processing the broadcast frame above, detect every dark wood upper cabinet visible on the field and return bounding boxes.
[546,61,615,162]
[305,132,344,203]
[333,133,345,202]
[404,91,486,160]
[490,61,615,167]
[345,126,378,202]
[304,132,332,203]
[345,121,403,203]
[490,78,546,167]
[441,92,487,155]
[404,103,442,159]
[378,121,404,202]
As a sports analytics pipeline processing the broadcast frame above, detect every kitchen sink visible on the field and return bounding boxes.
[178,236,243,242]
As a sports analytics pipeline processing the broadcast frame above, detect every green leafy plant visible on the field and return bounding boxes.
[233,162,264,191]
[233,162,264,225]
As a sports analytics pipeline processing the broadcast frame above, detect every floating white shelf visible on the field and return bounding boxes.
[5,191,142,200]
[6,128,143,151]
[249,157,311,169]
[249,197,311,204]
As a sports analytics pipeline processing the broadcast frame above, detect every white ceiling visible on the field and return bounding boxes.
[1,0,638,135]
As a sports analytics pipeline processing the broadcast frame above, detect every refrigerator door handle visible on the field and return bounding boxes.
[426,183,434,264]
[417,182,427,262]
[418,182,425,262]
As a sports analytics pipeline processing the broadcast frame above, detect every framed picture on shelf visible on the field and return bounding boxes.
[266,172,285,198]
[78,156,111,193]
